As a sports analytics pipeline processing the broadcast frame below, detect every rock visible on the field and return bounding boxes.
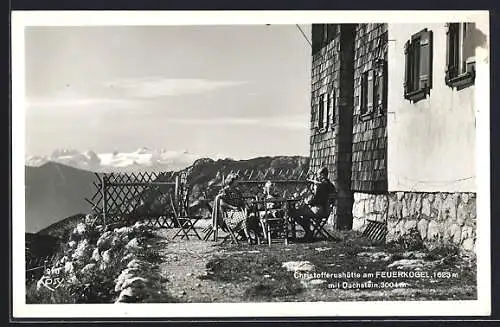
[461,225,475,242]
[404,220,417,231]
[127,259,156,270]
[71,239,92,261]
[401,197,409,218]
[115,268,143,291]
[417,219,428,240]
[387,259,425,269]
[114,226,133,235]
[102,249,113,264]
[462,238,475,251]
[421,197,431,217]
[121,253,135,262]
[125,238,141,250]
[115,287,148,303]
[427,220,441,241]
[73,222,87,236]
[120,276,148,291]
[68,240,77,248]
[445,223,462,244]
[352,200,365,218]
[396,192,405,201]
[430,195,443,219]
[440,193,458,221]
[461,193,470,204]
[64,261,74,274]
[456,202,470,226]
[281,261,315,272]
[352,217,366,232]
[81,263,96,274]
[91,248,101,262]
[84,214,95,224]
[97,231,113,251]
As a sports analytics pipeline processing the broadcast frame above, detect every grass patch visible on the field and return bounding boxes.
[204,251,304,300]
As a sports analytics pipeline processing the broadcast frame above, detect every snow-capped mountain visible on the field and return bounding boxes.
[25,147,216,173]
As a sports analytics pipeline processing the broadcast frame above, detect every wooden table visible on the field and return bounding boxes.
[249,198,301,243]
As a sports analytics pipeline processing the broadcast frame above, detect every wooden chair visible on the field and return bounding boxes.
[309,196,337,241]
[202,194,244,244]
[169,195,202,240]
[254,199,293,246]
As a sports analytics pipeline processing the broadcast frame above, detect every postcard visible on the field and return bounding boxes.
[11,10,491,318]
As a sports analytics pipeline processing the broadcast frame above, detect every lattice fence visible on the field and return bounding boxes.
[86,171,184,229]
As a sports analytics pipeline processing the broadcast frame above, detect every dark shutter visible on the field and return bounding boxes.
[331,91,336,125]
[367,70,374,113]
[327,25,337,43]
[360,73,367,114]
[418,30,433,91]
[325,93,330,129]
[312,24,325,54]
[445,23,458,84]
[403,40,410,96]
[318,95,324,129]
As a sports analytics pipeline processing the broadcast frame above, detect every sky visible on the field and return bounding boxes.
[25,25,312,160]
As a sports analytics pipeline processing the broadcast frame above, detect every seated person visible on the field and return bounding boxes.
[290,166,337,241]
[258,181,285,239]
[218,173,259,244]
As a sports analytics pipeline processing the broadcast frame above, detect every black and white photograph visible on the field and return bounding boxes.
[11,11,491,318]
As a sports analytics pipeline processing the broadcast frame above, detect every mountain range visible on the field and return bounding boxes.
[25,148,218,173]
[25,154,310,234]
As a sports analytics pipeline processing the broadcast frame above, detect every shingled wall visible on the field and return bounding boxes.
[351,23,388,193]
[309,25,341,179]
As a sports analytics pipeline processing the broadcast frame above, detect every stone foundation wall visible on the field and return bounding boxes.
[351,191,477,251]
[352,192,388,232]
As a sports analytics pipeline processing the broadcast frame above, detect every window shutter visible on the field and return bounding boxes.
[367,70,374,113]
[403,40,410,96]
[377,63,385,112]
[312,24,325,54]
[324,94,330,129]
[318,97,325,129]
[360,73,366,114]
[418,30,433,91]
[445,23,458,84]
[331,91,336,124]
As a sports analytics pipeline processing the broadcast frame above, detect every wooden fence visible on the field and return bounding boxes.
[85,171,184,229]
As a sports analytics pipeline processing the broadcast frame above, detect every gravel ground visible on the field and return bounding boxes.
[152,227,477,303]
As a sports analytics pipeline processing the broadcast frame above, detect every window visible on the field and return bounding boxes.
[360,60,387,119]
[330,90,336,126]
[360,70,374,115]
[316,92,335,132]
[445,23,475,89]
[404,29,433,102]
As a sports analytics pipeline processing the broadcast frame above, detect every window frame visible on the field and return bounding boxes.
[360,59,387,121]
[404,28,433,103]
[445,23,476,90]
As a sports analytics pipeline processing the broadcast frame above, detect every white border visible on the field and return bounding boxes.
[12,10,491,318]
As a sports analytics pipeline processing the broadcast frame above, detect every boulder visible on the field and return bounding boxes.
[91,248,101,262]
[125,238,141,250]
[81,263,96,274]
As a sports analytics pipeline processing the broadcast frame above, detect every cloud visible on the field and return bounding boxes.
[26,97,134,109]
[165,115,309,130]
[103,77,248,98]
